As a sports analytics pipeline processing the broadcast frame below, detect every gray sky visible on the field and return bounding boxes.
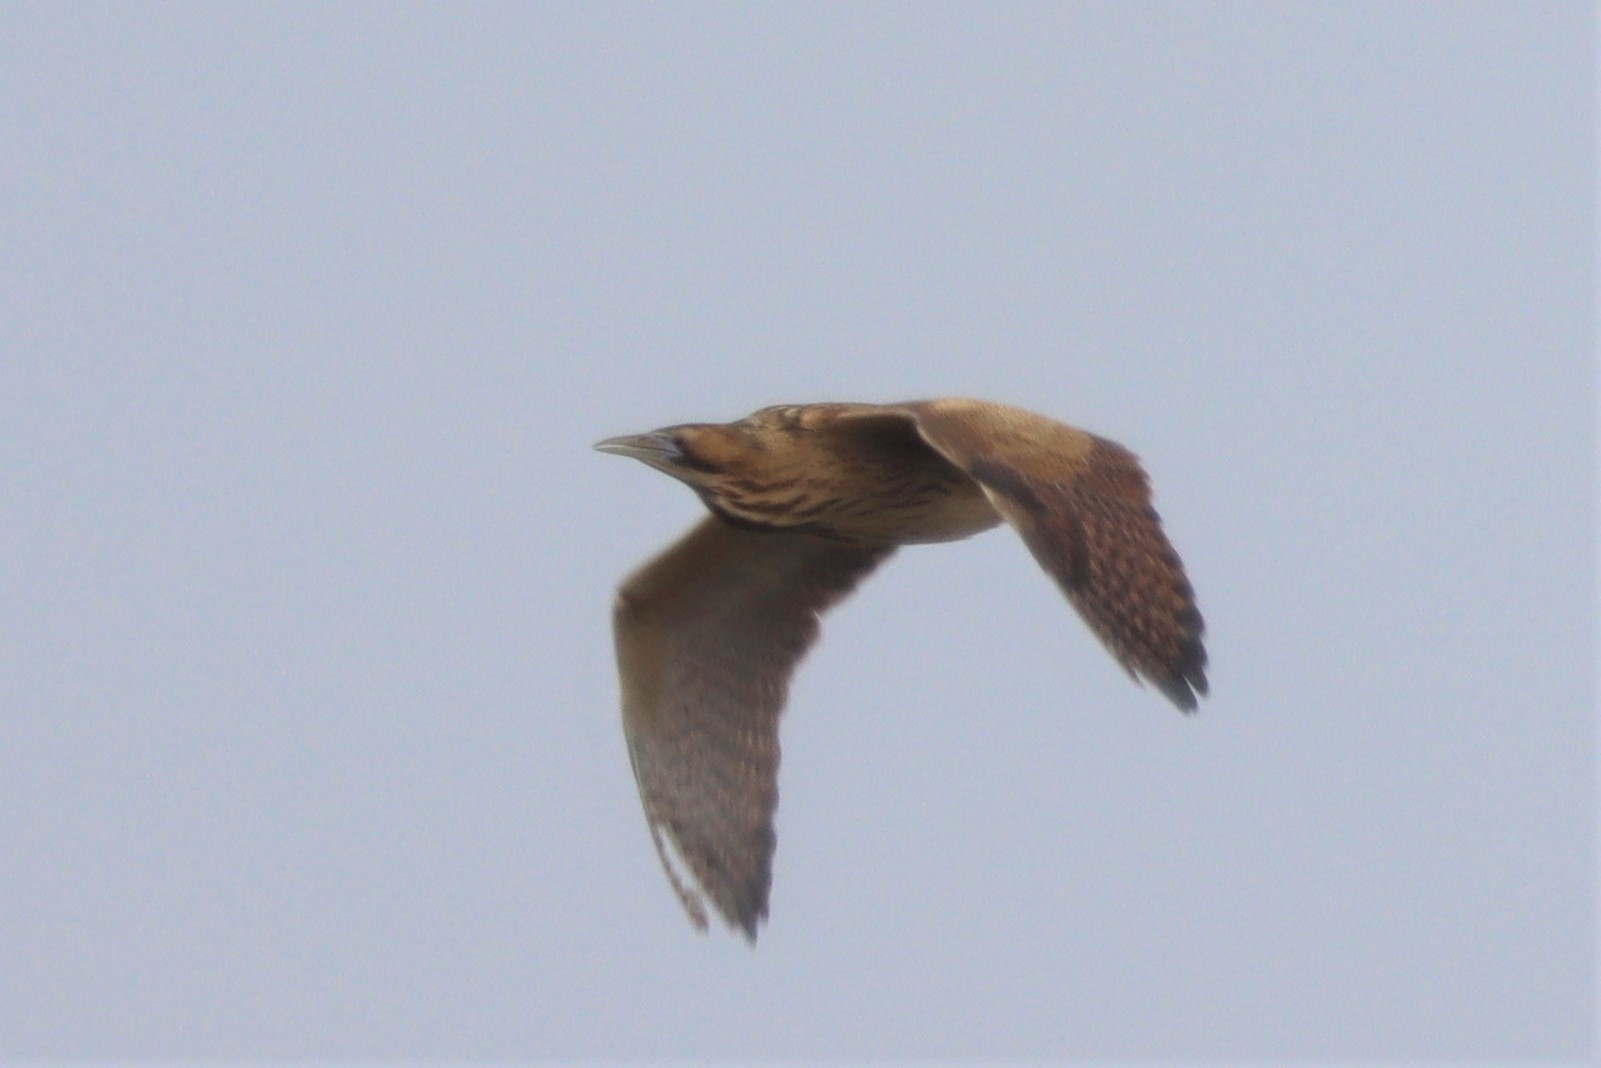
[2,2,1592,1060]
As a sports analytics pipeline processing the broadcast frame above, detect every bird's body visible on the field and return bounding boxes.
[655,402,1003,544]
[597,398,1207,940]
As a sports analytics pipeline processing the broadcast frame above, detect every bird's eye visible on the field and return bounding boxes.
[675,428,742,473]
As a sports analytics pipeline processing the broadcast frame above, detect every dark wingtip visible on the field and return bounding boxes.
[1155,654,1208,714]
[733,904,764,944]
[1159,680,1200,713]
[724,874,769,944]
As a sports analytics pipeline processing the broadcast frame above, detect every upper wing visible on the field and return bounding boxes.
[612,516,891,939]
[881,399,1208,709]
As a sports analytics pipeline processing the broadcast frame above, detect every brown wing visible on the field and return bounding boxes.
[889,399,1208,710]
[612,516,891,939]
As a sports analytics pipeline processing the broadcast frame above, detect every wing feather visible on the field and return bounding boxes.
[893,399,1208,709]
[612,516,890,939]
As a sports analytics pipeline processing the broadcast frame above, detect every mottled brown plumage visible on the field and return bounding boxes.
[596,398,1207,939]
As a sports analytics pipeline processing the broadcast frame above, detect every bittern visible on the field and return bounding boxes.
[596,398,1206,940]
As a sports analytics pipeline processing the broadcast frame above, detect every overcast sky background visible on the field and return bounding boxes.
[1,2,1593,1060]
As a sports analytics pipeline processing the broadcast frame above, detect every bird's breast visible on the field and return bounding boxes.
[709,465,1001,546]
[874,480,1002,544]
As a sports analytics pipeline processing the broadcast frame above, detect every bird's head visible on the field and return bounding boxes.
[595,409,834,530]
[595,421,762,486]
[596,406,820,481]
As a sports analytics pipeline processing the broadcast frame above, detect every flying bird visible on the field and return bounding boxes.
[596,398,1207,940]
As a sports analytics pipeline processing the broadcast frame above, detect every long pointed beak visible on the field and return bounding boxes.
[594,430,682,464]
